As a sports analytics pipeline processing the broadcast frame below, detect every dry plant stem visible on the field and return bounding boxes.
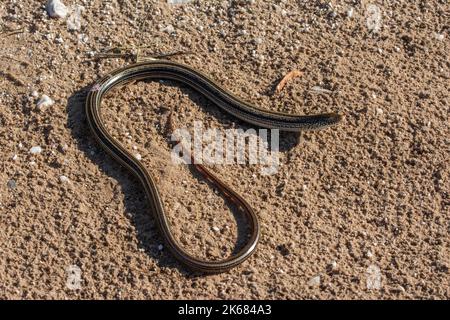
[0,26,25,37]
[275,70,303,94]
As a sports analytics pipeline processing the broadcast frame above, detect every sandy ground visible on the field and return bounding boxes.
[0,0,449,299]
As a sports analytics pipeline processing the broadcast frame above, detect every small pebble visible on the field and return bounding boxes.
[276,244,290,256]
[434,33,445,41]
[347,7,354,18]
[78,34,89,43]
[157,244,164,251]
[307,275,321,287]
[253,37,263,45]
[46,0,68,19]
[376,107,383,115]
[135,153,142,161]
[162,24,175,34]
[67,5,85,31]
[36,95,54,109]
[59,175,69,183]
[366,4,382,33]
[12,154,18,161]
[7,180,17,190]
[330,261,337,270]
[29,146,43,154]
[366,264,382,289]
[212,226,220,232]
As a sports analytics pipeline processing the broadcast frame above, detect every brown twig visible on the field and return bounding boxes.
[275,70,303,94]
[0,26,25,37]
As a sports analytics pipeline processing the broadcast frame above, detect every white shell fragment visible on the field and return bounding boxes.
[46,0,68,19]
[67,5,85,31]
[36,94,55,109]
[29,146,43,154]
[59,175,69,183]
